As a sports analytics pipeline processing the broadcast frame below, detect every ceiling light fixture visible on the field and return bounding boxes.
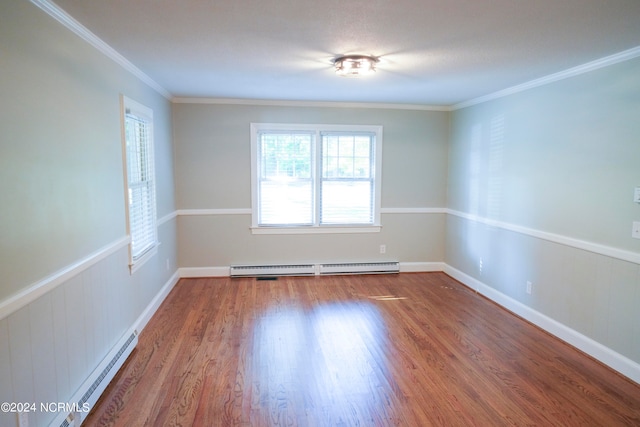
[333,55,378,77]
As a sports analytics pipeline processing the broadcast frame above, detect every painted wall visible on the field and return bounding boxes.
[0,2,177,426]
[173,103,449,269]
[447,57,640,368]
[2,3,639,424]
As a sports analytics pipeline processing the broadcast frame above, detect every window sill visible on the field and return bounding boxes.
[129,242,159,274]
[250,226,381,235]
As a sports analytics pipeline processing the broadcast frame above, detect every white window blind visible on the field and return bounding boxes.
[320,132,375,224]
[258,131,314,225]
[122,96,157,266]
[251,123,382,231]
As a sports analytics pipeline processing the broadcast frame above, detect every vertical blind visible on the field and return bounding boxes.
[125,110,157,260]
[257,129,376,226]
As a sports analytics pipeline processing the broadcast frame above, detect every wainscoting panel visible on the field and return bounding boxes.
[51,285,72,407]
[0,320,12,427]
[0,223,179,427]
[6,308,34,422]
[445,213,640,383]
[28,295,58,427]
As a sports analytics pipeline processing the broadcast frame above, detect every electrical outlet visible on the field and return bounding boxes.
[632,222,640,239]
[479,258,483,275]
[526,281,532,295]
[379,244,386,254]
[165,258,170,271]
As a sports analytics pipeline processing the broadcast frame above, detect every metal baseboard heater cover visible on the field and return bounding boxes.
[230,264,315,277]
[52,329,138,427]
[319,261,399,275]
[230,262,399,277]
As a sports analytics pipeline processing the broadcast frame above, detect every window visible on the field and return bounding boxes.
[121,96,158,271]
[251,123,382,233]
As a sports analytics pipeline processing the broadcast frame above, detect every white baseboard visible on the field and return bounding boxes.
[443,265,640,385]
[133,270,181,333]
[179,266,230,278]
[400,261,445,272]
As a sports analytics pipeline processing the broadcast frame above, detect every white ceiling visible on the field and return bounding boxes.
[52,0,640,106]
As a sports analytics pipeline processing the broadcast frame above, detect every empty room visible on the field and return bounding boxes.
[1,0,640,425]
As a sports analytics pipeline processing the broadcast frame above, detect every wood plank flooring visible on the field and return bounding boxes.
[84,273,640,426]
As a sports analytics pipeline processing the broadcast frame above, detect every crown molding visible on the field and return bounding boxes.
[453,45,640,110]
[171,97,451,111]
[26,0,640,112]
[29,0,172,99]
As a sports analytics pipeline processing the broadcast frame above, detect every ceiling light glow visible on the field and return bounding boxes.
[333,55,378,77]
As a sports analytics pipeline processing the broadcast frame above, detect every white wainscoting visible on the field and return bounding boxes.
[0,231,179,427]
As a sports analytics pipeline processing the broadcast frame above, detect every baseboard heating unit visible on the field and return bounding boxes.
[230,262,400,277]
[51,329,138,427]
[230,264,316,277]
[319,262,400,275]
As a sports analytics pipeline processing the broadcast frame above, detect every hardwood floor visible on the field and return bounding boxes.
[84,273,640,426]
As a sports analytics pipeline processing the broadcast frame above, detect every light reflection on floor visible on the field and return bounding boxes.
[251,301,392,424]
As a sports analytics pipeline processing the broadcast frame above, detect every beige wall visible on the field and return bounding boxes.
[173,103,449,268]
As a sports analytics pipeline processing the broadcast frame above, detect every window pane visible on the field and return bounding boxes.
[354,158,370,178]
[325,136,339,156]
[125,109,156,261]
[322,134,373,179]
[338,136,354,156]
[259,180,313,225]
[324,156,339,178]
[321,181,373,224]
[261,133,311,179]
[338,156,354,177]
[354,137,370,156]
[258,131,313,225]
[319,132,375,225]
[129,183,155,257]
[253,124,380,229]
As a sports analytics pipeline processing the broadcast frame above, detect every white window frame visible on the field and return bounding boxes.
[120,95,158,272]
[250,123,383,234]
